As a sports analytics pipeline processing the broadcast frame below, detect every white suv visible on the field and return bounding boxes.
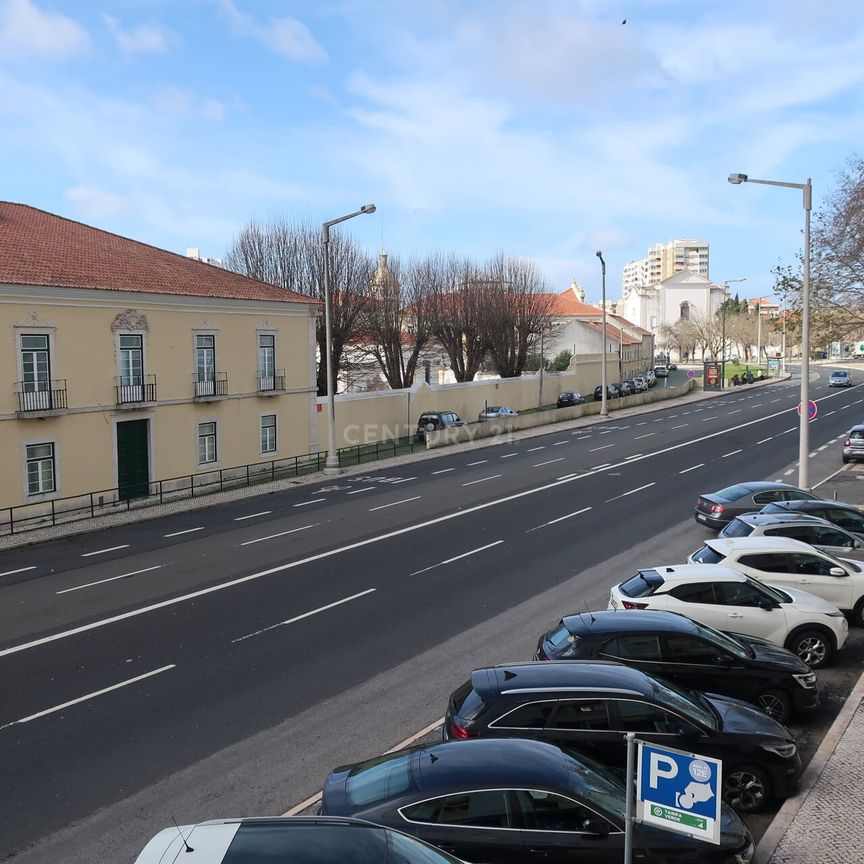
[689,536,864,627]
[609,564,847,668]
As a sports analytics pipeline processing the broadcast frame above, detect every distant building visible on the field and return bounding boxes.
[622,238,709,293]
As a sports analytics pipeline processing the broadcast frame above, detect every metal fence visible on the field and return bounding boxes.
[0,436,426,537]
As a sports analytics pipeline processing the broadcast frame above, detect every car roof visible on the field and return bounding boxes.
[771,499,859,512]
[563,609,700,637]
[473,660,656,699]
[636,563,746,583]
[707,536,813,552]
[735,513,830,528]
[850,424,864,431]
[732,481,803,492]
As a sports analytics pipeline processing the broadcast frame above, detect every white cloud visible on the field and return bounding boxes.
[0,0,90,60]
[218,0,326,63]
[103,14,172,55]
[65,185,129,218]
[150,86,226,121]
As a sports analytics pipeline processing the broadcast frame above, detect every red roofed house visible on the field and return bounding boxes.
[0,202,319,520]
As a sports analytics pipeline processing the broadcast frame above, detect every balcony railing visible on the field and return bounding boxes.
[15,380,67,413]
[115,374,157,405]
[257,370,286,392]
[193,372,228,399]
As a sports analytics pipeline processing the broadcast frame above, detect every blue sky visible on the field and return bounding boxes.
[2,0,863,304]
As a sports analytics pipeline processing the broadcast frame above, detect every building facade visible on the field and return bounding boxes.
[623,238,709,293]
[0,203,319,517]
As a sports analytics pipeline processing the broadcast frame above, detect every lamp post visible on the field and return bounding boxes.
[728,173,812,488]
[322,203,377,473]
[720,277,746,386]
[596,251,608,417]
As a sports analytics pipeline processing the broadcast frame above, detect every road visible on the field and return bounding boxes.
[1,369,861,863]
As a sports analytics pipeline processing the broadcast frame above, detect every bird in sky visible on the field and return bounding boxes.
[621,18,627,24]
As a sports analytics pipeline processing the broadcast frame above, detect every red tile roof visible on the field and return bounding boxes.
[582,320,640,345]
[545,291,604,317]
[610,314,652,336]
[0,202,317,305]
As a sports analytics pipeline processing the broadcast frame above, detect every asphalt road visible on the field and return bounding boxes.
[1,368,862,863]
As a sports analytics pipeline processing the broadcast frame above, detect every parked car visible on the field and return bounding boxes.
[477,405,517,422]
[556,390,586,408]
[416,411,467,442]
[323,738,754,863]
[608,564,848,668]
[644,369,657,386]
[759,499,864,537]
[443,661,800,813]
[669,362,678,371]
[654,365,669,378]
[694,482,818,528]
[593,384,616,401]
[618,381,633,397]
[632,376,648,392]
[133,817,464,864]
[688,536,864,627]
[609,382,623,398]
[842,425,864,463]
[533,609,817,723]
[829,369,852,387]
[720,513,864,558]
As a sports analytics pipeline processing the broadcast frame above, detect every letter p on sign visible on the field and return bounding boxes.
[649,753,678,788]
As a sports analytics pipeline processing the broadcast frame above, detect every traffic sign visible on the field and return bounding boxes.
[796,400,818,420]
[687,370,696,379]
[636,741,722,844]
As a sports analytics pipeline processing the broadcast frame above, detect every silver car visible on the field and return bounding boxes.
[720,513,864,559]
[842,424,864,463]
[478,405,518,422]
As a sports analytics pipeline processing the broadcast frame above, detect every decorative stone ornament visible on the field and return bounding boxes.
[111,309,150,331]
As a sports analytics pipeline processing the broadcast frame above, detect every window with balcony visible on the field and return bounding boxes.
[261,414,277,454]
[198,422,217,464]
[195,335,217,397]
[17,334,66,411]
[26,442,55,495]
[116,334,156,403]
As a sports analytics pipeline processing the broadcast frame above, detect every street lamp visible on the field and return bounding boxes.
[720,277,746,386]
[596,251,608,417]
[322,203,377,474]
[728,172,812,488]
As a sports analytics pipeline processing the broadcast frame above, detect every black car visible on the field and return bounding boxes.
[760,499,864,538]
[618,381,633,397]
[416,411,467,442]
[533,609,818,723]
[443,661,800,813]
[694,482,818,528]
[593,384,616,401]
[322,738,753,864]
[557,391,586,408]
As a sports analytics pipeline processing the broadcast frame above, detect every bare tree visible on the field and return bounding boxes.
[225,216,374,395]
[482,254,556,378]
[659,320,697,360]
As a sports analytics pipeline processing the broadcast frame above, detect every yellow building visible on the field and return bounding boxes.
[0,203,319,519]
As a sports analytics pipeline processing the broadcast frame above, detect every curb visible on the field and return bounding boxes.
[753,668,864,863]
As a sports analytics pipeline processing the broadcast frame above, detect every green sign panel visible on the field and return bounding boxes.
[648,804,707,831]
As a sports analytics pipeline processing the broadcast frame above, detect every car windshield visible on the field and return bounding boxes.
[346,752,412,807]
[648,679,718,730]
[692,621,752,659]
[559,748,626,820]
[714,484,752,501]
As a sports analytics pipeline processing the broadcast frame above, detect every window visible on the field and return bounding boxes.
[514,790,603,833]
[195,334,216,395]
[668,583,718,604]
[600,635,661,661]
[548,700,610,731]
[119,334,143,385]
[789,553,836,576]
[544,624,579,657]
[198,422,217,464]
[814,528,856,548]
[737,553,792,573]
[714,484,751,501]
[258,334,276,389]
[261,414,277,453]
[826,509,864,531]
[690,545,724,564]
[784,490,817,501]
[21,334,50,390]
[714,580,766,607]
[26,443,55,495]
[403,791,510,828]
[766,526,816,543]
[723,519,754,538]
[662,635,723,663]
[618,570,663,598]
[611,700,680,734]
[494,701,556,729]
[348,753,411,807]
[679,302,690,320]
[753,490,785,505]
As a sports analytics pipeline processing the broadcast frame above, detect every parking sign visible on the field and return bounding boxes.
[636,741,722,844]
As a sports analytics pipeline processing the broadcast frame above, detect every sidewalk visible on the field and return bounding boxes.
[755,461,864,864]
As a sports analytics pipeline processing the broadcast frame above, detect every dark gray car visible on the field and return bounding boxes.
[760,499,864,539]
[416,411,467,441]
[695,482,818,529]
[720,513,864,560]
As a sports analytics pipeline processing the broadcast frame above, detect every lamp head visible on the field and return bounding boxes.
[360,203,377,214]
[728,173,748,185]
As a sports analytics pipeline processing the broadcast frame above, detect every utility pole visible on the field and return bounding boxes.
[596,251,608,416]
[756,300,762,366]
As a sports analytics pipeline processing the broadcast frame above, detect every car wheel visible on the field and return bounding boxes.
[723,765,772,813]
[843,457,850,464]
[786,628,833,668]
[851,598,864,628]
[755,689,792,724]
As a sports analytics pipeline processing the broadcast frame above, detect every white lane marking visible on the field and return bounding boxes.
[500,453,519,458]
[634,433,655,440]
[753,403,763,408]
[679,463,704,474]
[56,565,163,595]
[592,463,611,470]
[771,398,781,403]
[527,446,546,452]
[818,445,828,451]
[855,399,863,404]
[728,410,742,415]
[431,468,455,474]
[618,425,631,430]
[573,435,592,440]
[625,453,643,460]
[294,498,326,506]
[784,468,795,476]
[234,511,272,521]
[240,524,317,546]
[781,427,796,434]
[346,487,376,495]
[636,422,648,426]
[467,460,487,466]
[653,418,663,422]
[369,497,422,512]
[669,415,678,418]
[701,416,718,422]
[81,545,129,558]
[462,474,502,486]
[410,541,504,575]
[606,482,656,503]
[283,715,446,816]
[553,440,569,446]
[683,412,691,416]
[391,477,417,484]
[547,507,592,525]
[163,527,204,538]
[722,449,743,458]
[556,474,579,480]
[7,387,855,660]
[671,424,688,429]
[826,410,836,416]
[590,444,615,452]
[534,458,565,467]
[841,404,851,409]
[0,665,175,731]
[0,566,36,578]
[232,589,376,644]
[757,437,774,445]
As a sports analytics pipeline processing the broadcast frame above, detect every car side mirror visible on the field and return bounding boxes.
[830,567,847,577]
[676,724,700,739]
[756,596,778,610]
[581,817,610,837]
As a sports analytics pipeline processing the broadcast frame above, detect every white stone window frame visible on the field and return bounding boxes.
[260,412,277,455]
[14,324,58,386]
[196,419,219,466]
[21,436,60,500]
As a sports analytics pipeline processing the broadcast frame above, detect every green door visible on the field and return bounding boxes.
[117,419,150,501]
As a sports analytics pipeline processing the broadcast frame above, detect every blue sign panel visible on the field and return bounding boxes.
[635,741,722,844]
